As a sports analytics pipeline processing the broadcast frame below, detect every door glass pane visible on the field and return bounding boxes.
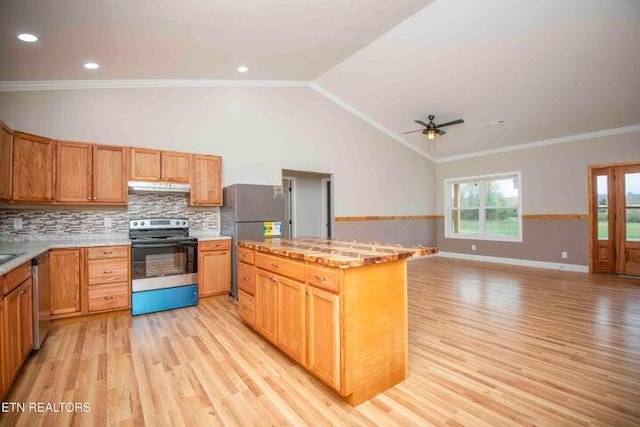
[626,173,640,242]
[597,175,608,240]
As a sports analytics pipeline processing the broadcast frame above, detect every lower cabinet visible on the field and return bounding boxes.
[50,248,82,318]
[50,245,131,319]
[255,269,279,343]
[198,240,231,297]
[307,286,340,390]
[1,261,34,401]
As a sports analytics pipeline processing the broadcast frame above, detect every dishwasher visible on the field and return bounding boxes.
[32,252,51,350]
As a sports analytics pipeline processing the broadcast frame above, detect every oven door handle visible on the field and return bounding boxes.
[131,242,198,249]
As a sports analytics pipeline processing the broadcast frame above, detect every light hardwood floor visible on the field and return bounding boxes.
[2,257,640,426]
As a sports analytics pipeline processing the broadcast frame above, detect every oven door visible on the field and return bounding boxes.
[131,240,198,292]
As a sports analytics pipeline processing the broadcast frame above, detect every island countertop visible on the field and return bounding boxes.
[237,237,438,268]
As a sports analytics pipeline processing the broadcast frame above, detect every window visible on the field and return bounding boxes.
[445,172,522,241]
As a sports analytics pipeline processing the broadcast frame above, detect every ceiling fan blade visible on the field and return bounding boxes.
[435,119,464,128]
[435,129,446,135]
[402,129,424,134]
[414,120,430,127]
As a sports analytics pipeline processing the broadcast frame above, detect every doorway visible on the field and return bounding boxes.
[589,163,640,275]
[282,170,333,239]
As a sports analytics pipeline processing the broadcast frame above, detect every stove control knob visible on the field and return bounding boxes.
[140,221,145,226]
[182,221,187,225]
[133,221,138,226]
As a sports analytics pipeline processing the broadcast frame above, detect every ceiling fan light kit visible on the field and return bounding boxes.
[403,114,464,147]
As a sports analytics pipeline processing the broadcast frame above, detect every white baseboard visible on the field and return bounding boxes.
[435,251,589,273]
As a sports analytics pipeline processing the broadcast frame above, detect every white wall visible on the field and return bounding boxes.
[436,132,640,214]
[0,86,436,217]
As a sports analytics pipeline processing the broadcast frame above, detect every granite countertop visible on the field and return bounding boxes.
[0,236,131,275]
[238,237,438,268]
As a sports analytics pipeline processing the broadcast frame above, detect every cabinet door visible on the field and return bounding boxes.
[50,249,82,317]
[18,280,33,360]
[278,277,306,364]
[12,131,54,202]
[2,287,21,385]
[93,145,127,204]
[0,121,12,200]
[162,151,190,182]
[198,249,231,296]
[130,147,161,181]
[307,287,341,390]
[190,155,222,206]
[55,141,92,203]
[255,269,278,344]
[0,296,6,399]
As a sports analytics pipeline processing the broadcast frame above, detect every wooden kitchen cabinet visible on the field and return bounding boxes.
[130,147,190,183]
[254,252,307,364]
[50,249,83,318]
[86,246,130,313]
[56,141,127,205]
[12,131,54,203]
[1,261,33,400]
[190,154,222,206]
[237,246,256,325]
[0,120,13,200]
[307,286,340,390]
[198,240,231,297]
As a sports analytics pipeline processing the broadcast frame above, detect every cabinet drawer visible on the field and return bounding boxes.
[88,258,128,285]
[2,261,31,295]
[307,265,340,294]
[238,262,255,295]
[238,290,255,325]
[237,247,254,264]
[199,239,231,251]
[87,245,128,260]
[88,282,129,312]
[255,253,305,282]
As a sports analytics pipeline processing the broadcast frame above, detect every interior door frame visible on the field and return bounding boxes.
[588,161,640,274]
[282,176,296,238]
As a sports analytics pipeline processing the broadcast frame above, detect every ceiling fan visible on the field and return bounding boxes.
[403,115,464,142]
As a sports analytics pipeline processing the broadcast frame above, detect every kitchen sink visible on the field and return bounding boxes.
[0,253,22,265]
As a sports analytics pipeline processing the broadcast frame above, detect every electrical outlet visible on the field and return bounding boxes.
[561,251,568,259]
[471,244,476,251]
[13,217,23,230]
[104,217,113,228]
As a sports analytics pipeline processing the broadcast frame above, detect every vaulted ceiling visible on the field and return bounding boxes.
[1,0,639,161]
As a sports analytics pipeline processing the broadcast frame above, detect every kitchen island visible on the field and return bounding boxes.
[236,237,437,406]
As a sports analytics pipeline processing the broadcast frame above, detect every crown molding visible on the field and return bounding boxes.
[437,124,640,163]
[309,83,436,162]
[0,79,311,92]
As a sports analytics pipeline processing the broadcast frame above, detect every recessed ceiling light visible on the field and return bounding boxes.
[484,119,505,127]
[237,66,248,73]
[84,62,100,70]
[17,33,38,42]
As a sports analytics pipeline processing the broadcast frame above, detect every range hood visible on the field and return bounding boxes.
[128,181,190,194]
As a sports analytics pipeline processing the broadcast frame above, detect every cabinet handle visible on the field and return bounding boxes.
[18,288,27,295]
[242,277,249,281]
[103,296,115,300]
[314,275,327,282]
[87,196,91,200]
[103,251,113,255]
[269,276,277,283]
[271,263,279,268]
[103,270,113,274]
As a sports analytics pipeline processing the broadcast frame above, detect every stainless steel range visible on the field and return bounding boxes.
[129,218,198,315]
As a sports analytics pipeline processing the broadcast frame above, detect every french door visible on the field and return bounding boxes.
[590,163,640,275]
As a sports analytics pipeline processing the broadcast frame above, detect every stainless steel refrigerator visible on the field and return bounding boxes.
[221,184,285,298]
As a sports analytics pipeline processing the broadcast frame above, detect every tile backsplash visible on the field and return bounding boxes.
[0,193,218,241]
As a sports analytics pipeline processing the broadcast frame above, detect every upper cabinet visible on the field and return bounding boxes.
[0,120,13,200]
[190,154,222,206]
[12,131,55,203]
[55,141,127,205]
[130,148,190,183]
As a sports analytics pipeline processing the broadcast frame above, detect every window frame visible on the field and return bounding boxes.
[444,171,523,242]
